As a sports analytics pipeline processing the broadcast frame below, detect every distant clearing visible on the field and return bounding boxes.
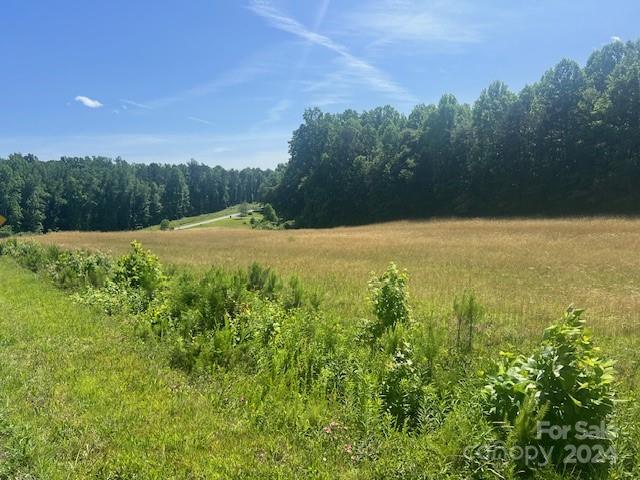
[144,203,259,230]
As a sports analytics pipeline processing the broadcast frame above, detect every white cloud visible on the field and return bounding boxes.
[301,66,363,107]
[74,95,103,108]
[611,36,622,43]
[213,146,232,153]
[344,0,488,50]
[187,116,215,126]
[248,0,415,103]
[313,0,331,30]
[120,99,151,110]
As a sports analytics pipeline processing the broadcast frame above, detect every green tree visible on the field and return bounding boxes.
[262,203,278,223]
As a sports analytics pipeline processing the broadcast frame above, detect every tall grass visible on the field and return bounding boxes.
[29,218,640,337]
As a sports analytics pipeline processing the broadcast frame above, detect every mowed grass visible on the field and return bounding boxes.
[143,203,259,230]
[0,259,323,479]
[32,218,640,338]
[199,211,264,229]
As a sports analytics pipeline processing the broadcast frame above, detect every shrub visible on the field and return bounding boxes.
[262,203,278,223]
[0,225,14,238]
[376,320,442,432]
[367,263,411,340]
[1,240,48,272]
[257,309,344,394]
[114,241,166,299]
[74,282,141,316]
[379,340,425,431]
[453,291,483,354]
[247,262,271,292]
[159,219,171,231]
[483,307,617,475]
[247,262,282,300]
[44,248,113,290]
[195,268,248,332]
[284,276,304,310]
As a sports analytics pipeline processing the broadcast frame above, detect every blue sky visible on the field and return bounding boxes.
[2,0,638,169]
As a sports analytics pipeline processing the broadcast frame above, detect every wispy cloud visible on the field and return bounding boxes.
[345,0,488,50]
[120,99,151,110]
[301,66,363,107]
[187,116,215,126]
[264,99,291,124]
[314,0,331,30]
[248,0,415,103]
[213,146,231,153]
[122,57,272,111]
[74,95,103,108]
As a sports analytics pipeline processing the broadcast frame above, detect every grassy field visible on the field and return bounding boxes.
[7,217,640,478]
[32,218,640,337]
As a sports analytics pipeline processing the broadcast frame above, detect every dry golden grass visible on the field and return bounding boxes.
[32,218,640,337]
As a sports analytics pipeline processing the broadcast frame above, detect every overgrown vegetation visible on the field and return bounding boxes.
[0,238,636,478]
[483,307,618,476]
[250,203,294,230]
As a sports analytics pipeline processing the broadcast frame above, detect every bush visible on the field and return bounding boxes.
[114,241,166,300]
[262,203,278,223]
[453,291,483,354]
[159,219,171,231]
[247,262,268,292]
[247,262,276,295]
[0,239,48,272]
[284,276,304,310]
[0,226,14,238]
[379,339,425,430]
[483,307,617,475]
[50,249,112,290]
[367,263,411,340]
[195,268,248,332]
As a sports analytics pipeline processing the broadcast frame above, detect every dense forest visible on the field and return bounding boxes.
[0,155,273,232]
[267,40,640,226]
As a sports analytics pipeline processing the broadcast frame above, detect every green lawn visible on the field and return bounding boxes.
[0,259,314,479]
[199,211,264,229]
[144,203,259,231]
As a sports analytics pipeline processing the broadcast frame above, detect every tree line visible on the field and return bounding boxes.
[0,155,274,232]
[3,40,639,232]
[266,40,640,226]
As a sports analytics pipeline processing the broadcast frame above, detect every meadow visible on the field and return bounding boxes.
[33,217,640,335]
[1,217,639,478]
